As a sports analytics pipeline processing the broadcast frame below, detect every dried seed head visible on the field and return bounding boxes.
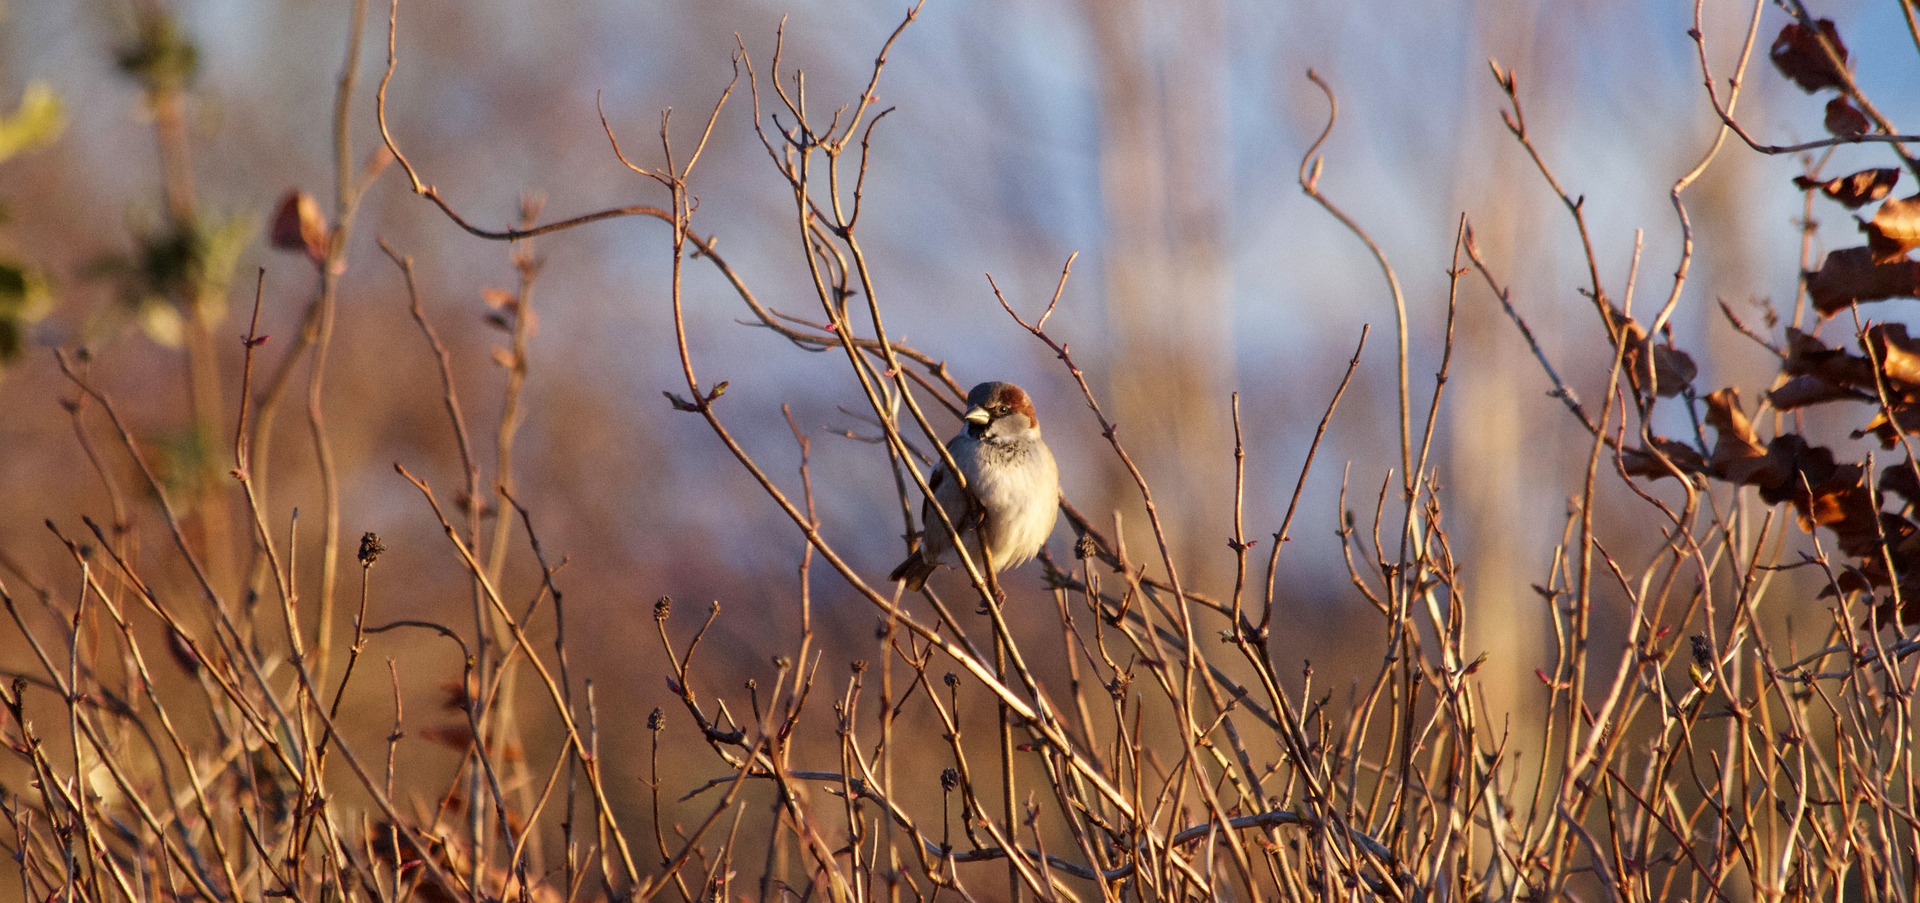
[1689,634,1713,666]
[940,768,959,792]
[357,532,385,567]
[654,597,672,620]
[647,708,665,731]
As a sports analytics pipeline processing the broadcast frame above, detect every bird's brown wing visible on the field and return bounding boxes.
[891,467,956,589]
[928,462,983,532]
[892,452,985,589]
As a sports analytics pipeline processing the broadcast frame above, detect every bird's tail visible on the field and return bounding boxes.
[889,553,938,592]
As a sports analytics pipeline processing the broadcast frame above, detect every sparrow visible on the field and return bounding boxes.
[890,381,1060,592]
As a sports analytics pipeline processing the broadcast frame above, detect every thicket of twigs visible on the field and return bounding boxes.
[3,0,1920,899]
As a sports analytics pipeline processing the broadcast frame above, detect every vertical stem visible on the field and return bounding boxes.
[996,625,1020,903]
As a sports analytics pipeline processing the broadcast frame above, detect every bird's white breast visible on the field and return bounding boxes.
[952,432,1059,568]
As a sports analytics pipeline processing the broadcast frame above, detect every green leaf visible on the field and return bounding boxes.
[0,318,21,365]
[0,82,66,164]
[138,297,186,347]
[154,425,214,495]
[89,214,255,345]
[116,16,199,93]
[0,261,53,365]
[192,215,252,325]
[0,262,51,318]
[83,291,183,350]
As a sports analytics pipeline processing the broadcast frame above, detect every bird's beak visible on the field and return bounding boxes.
[963,406,992,425]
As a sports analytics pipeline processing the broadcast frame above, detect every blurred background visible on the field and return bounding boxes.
[3,0,1918,869]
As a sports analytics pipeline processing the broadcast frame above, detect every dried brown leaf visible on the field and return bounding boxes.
[438,680,471,713]
[1868,593,1920,629]
[1878,515,1919,563]
[1610,310,1696,397]
[1853,525,1920,625]
[1806,247,1920,315]
[1858,406,1920,447]
[1705,388,1778,485]
[1620,437,1708,480]
[1880,462,1920,506]
[1794,168,1899,208]
[1867,194,1920,263]
[1649,344,1697,396]
[1825,96,1869,139]
[1769,374,1857,410]
[269,190,328,265]
[1723,447,1790,489]
[1769,19,1849,93]
[1819,563,1881,598]
[1704,387,1759,447]
[1754,434,1839,505]
[1783,327,1876,388]
[1797,465,1877,549]
[1782,327,1834,368]
[1866,323,1920,386]
[419,725,475,752]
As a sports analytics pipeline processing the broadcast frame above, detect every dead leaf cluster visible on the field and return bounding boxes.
[1626,322,1920,624]
[1609,309,1697,398]
[1770,18,1871,140]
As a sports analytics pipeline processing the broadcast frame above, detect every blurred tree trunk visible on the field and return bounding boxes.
[1451,0,1554,878]
[1079,0,1235,584]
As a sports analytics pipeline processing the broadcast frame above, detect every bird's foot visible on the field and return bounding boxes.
[976,587,1007,616]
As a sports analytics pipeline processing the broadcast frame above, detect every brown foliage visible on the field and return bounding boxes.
[268,189,329,266]
[1867,193,1920,262]
[1794,167,1899,207]
[1824,95,1870,138]
[1769,18,1849,92]
[8,3,1920,901]
[1807,246,1920,314]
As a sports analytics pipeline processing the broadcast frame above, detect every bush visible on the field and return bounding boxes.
[1,2,1917,900]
